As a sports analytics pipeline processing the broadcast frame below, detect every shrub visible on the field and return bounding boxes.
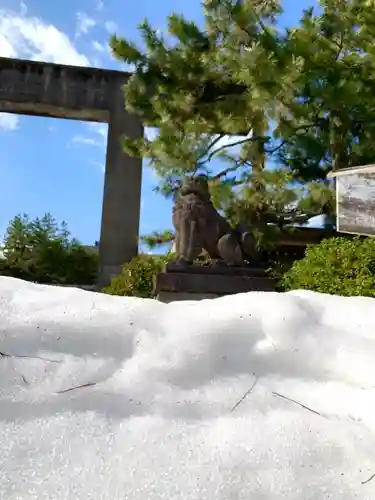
[1,213,98,285]
[281,236,375,297]
[103,254,173,298]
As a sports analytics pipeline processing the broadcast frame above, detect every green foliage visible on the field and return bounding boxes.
[140,229,175,250]
[281,236,375,297]
[113,1,375,170]
[111,0,292,170]
[110,0,375,259]
[279,0,375,178]
[265,258,291,292]
[111,0,344,243]
[1,213,98,285]
[103,254,173,298]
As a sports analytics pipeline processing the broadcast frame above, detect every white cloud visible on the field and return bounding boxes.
[91,40,109,66]
[104,20,117,33]
[72,136,101,147]
[92,40,106,53]
[88,123,107,144]
[71,123,108,149]
[0,34,17,57]
[0,7,90,66]
[19,1,27,16]
[75,12,96,37]
[96,0,104,11]
[0,113,19,131]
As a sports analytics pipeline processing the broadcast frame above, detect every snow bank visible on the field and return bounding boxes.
[1,276,375,499]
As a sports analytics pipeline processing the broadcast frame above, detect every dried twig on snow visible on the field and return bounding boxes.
[272,391,324,417]
[56,382,97,394]
[0,351,60,364]
[362,473,375,485]
[230,375,259,412]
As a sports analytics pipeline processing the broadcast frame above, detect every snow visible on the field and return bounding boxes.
[1,277,375,499]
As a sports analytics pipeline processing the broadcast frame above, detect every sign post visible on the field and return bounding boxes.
[328,164,375,237]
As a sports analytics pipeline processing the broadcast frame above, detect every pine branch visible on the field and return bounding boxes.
[269,120,329,155]
[213,161,247,180]
[213,166,241,180]
[140,230,175,250]
[193,133,226,173]
[207,133,267,161]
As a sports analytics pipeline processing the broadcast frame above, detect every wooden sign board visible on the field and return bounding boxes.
[328,164,375,237]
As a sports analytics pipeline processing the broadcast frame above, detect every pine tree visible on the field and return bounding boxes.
[1,214,98,284]
[110,0,297,163]
[278,0,375,180]
[110,0,339,249]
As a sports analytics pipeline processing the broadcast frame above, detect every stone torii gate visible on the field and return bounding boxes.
[0,56,144,288]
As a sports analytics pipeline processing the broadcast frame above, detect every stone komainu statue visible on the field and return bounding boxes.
[172,176,255,265]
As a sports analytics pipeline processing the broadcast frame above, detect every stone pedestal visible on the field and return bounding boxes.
[154,263,275,303]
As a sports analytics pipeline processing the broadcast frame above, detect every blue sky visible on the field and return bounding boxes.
[0,0,318,246]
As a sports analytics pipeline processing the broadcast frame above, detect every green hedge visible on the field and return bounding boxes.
[103,254,173,298]
[281,236,375,297]
[0,244,98,285]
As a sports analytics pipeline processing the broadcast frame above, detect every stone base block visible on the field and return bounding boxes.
[96,265,122,291]
[154,263,275,303]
